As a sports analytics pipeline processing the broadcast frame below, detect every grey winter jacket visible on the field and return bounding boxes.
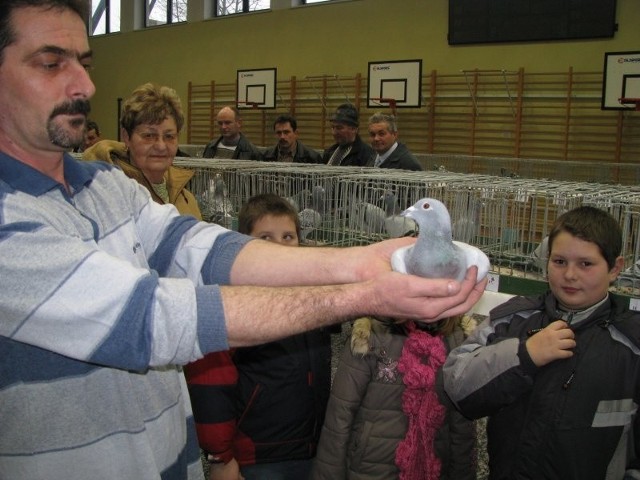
[311,318,476,480]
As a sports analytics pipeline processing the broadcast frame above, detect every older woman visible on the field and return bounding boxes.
[83,83,201,220]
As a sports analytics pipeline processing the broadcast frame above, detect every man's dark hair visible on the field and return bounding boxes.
[273,114,297,132]
[548,205,622,269]
[86,120,100,135]
[0,0,88,64]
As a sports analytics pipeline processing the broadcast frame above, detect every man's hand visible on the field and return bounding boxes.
[353,237,416,281]
[526,320,576,367]
[209,458,243,480]
[365,265,488,323]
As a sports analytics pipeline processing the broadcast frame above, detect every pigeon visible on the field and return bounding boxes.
[284,189,311,213]
[382,190,417,238]
[530,236,549,276]
[354,201,387,234]
[298,185,325,242]
[200,173,234,228]
[452,197,482,243]
[391,198,490,283]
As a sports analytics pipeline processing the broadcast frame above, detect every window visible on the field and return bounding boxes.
[216,0,270,16]
[146,0,188,27]
[90,0,120,35]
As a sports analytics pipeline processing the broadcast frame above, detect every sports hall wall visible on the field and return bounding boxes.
[87,0,639,145]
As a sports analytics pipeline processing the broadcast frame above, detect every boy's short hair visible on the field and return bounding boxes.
[238,193,301,239]
[548,206,622,269]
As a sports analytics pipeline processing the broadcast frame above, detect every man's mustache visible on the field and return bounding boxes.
[50,99,91,119]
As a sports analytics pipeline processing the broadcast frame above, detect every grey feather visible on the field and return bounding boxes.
[298,185,325,242]
[382,190,416,238]
[200,173,234,228]
[391,197,490,282]
[530,236,549,276]
[284,189,311,213]
[452,197,482,243]
[352,201,387,235]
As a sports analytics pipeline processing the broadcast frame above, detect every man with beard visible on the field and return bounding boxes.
[0,1,486,479]
[262,114,322,164]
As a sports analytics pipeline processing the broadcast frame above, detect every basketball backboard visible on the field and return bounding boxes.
[237,68,277,109]
[367,60,422,109]
[601,51,640,110]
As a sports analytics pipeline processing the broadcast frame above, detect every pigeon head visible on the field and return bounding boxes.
[402,198,452,233]
[213,174,227,195]
[381,189,401,216]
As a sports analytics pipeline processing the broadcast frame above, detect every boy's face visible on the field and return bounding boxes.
[547,231,623,310]
[250,214,299,246]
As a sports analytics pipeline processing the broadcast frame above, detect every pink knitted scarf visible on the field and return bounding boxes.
[395,321,447,480]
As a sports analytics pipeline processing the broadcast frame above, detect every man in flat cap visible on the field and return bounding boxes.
[322,103,375,167]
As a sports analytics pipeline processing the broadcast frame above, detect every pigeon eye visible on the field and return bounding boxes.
[422,202,430,210]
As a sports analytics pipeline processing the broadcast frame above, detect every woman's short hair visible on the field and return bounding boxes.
[120,83,184,135]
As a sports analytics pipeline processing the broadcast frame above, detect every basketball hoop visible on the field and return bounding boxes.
[237,101,260,109]
[371,97,398,116]
[619,98,640,111]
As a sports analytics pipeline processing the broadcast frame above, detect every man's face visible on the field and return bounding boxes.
[84,128,100,149]
[0,7,95,156]
[368,121,398,155]
[216,108,241,141]
[274,121,298,151]
[330,122,357,146]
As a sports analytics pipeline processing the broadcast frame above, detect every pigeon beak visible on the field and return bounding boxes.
[400,205,417,218]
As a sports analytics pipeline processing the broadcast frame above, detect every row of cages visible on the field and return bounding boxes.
[176,158,640,295]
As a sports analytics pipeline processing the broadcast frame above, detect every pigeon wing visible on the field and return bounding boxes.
[452,241,490,282]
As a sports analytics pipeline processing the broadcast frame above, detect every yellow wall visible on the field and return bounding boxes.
[88,0,640,141]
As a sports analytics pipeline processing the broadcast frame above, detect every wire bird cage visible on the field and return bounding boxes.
[174,158,640,296]
[582,189,640,293]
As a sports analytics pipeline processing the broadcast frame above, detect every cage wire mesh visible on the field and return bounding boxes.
[174,158,640,296]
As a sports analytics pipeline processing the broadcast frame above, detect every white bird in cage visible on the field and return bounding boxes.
[391,198,490,283]
[530,236,549,276]
[353,201,387,235]
[382,190,417,238]
[452,197,482,243]
[298,185,325,243]
[201,173,234,228]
